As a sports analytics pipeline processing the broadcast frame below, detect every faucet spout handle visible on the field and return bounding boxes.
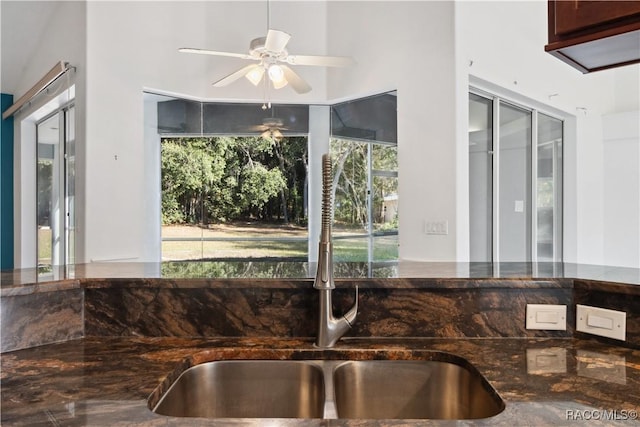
[343,286,358,326]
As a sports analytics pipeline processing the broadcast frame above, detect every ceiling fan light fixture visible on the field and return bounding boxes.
[245,66,265,86]
[272,77,288,89]
[268,64,285,83]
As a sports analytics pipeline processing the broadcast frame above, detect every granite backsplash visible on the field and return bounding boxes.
[2,276,639,353]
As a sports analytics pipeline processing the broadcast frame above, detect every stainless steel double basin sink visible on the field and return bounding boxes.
[151,355,505,420]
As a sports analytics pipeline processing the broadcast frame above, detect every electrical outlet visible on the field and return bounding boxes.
[576,305,626,341]
[526,304,567,330]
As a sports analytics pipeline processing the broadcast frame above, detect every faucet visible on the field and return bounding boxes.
[313,153,358,348]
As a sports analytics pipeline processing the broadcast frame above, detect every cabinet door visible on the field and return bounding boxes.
[553,1,640,35]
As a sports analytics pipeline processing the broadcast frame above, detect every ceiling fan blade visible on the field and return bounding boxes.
[286,54,355,67]
[261,130,272,139]
[213,64,261,87]
[273,129,284,140]
[179,47,252,60]
[264,29,291,53]
[280,65,312,94]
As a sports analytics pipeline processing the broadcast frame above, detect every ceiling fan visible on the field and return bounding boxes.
[251,116,287,141]
[179,29,355,95]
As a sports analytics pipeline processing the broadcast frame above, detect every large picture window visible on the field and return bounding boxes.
[157,93,398,265]
[161,136,308,261]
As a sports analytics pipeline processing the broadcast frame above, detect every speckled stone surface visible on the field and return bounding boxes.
[83,285,574,340]
[2,337,640,426]
[4,267,640,352]
[2,261,640,426]
[0,289,84,352]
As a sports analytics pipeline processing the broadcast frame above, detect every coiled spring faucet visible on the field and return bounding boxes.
[313,153,358,348]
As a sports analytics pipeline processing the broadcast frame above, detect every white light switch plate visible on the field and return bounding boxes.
[424,220,448,235]
[514,200,524,212]
[526,304,566,330]
[576,305,626,341]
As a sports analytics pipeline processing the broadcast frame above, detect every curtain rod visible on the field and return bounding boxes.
[2,61,71,120]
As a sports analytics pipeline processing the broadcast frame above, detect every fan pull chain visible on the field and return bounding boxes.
[262,69,271,110]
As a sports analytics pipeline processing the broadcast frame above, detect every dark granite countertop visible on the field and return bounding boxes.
[2,261,640,297]
[2,337,640,426]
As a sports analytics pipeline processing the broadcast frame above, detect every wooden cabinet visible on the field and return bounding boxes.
[545,0,640,73]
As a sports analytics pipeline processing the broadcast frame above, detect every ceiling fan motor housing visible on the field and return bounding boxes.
[263,117,284,127]
[249,37,287,60]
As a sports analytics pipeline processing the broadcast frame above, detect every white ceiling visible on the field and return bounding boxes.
[1,1,61,93]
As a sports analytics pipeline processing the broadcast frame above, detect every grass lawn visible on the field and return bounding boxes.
[162,222,398,262]
[38,227,52,265]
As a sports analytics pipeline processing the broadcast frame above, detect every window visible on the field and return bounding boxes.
[156,93,398,265]
[330,92,399,263]
[469,90,563,262]
[161,136,308,261]
[330,138,398,262]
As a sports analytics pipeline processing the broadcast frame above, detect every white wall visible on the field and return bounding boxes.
[602,110,640,267]
[84,1,329,262]
[327,1,458,261]
[1,0,87,267]
[455,0,640,267]
[3,0,639,266]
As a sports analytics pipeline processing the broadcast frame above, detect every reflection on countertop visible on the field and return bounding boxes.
[2,261,640,289]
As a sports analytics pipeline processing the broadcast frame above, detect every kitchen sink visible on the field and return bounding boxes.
[333,360,505,419]
[153,360,325,418]
[151,355,504,420]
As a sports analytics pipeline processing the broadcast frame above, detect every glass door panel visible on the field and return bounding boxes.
[536,113,563,261]
[469,93,493,262]
[65,106,76,265]
[37,113,62,269]
[37,106,75,272]
[498,103,531,262]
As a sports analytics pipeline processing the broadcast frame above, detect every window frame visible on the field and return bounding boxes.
[469,86,564,263]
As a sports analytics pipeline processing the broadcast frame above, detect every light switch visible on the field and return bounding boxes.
[424,220,448,235]
[587,314,614,330]
[526,304,566,330]
[536,310,559,323]
[576,305,626,341]
[514,200,524,212]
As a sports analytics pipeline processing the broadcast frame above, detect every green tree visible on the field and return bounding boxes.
[161,138,224,224]
[161,136,304,225]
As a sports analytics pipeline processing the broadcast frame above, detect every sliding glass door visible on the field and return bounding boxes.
[37,105,75,271]
[469,91,563,262]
